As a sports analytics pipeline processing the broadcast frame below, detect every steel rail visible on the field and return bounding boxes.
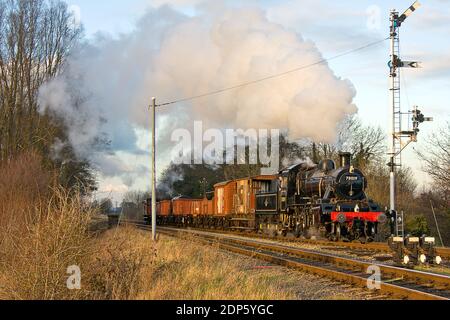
[152,226,450,300]
[120,219,450,260]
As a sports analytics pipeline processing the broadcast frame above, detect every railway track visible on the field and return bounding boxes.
[126,222,450,300]
[119,219,450,260]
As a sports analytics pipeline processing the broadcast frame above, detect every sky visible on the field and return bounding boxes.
[63,0,449,202]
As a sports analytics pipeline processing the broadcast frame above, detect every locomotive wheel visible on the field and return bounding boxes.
[304,232,312,240]
[272,227,278,238]
[294,223,303,238]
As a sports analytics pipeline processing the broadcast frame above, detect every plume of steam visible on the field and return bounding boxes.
[38,4,357,186]
[282,157,317,170]
[157,165,185,198]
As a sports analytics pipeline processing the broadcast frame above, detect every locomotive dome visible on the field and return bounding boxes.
[318,159,336,172]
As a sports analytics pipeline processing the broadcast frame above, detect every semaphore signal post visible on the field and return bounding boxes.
[387,1,432,237]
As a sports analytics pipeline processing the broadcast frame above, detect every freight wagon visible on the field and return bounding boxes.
[146,175,277,230]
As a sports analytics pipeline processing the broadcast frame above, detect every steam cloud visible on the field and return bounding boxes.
[38,4,357,186]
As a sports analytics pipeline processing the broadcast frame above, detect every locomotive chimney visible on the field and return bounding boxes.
[339,152,352,168]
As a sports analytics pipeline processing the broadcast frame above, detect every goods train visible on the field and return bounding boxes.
[145,153,388,243]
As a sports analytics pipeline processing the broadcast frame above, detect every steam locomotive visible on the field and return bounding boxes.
[255,153,386,242]
[145,153,387,243]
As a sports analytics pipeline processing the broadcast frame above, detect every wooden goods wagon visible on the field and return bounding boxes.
[145,199,152,217]
[159,200,172,216]
[190,200,203,217]
[172,196,193,216]
[156,202,161,215]
[201,197,214,216]
[214,181,236,217]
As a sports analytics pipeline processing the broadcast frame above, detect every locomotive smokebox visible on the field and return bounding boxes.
[339,152,352,168]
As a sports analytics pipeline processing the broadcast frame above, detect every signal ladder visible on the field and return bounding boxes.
[391,24,404,238]
[392,29,403,169]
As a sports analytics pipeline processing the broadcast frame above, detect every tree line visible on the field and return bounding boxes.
[0,0,96,193]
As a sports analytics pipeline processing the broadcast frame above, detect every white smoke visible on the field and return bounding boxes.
[282,157,317,170]
[38,4,357,183]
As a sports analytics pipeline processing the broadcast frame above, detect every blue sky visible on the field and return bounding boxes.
[63,0,449,199]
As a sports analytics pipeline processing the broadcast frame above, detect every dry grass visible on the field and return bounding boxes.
[85,226,156,300]
[80,227,296,300]
[90,228,366,300]
[0,152,93,300]
[144,241,294,300]
[0,151,51,236]
[0,190,93,300]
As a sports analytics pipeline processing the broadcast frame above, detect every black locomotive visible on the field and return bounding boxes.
[255,153,386,243]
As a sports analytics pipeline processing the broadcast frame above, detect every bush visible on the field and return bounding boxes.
[0,152,93,299]
[0,188,93,300]
[406,215,430,237]
[0,151,51,234]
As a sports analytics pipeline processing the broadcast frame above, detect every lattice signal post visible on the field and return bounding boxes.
[388,1,432,236]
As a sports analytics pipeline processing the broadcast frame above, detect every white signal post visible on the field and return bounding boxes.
[388,1,431,236]
[389,9,398,218]
[151,97,157,241]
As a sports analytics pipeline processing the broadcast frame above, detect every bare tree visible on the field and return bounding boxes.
[0,0,96,193]
[123,191,150,205]
[0,0,82,161]
[336,115,385,168]
[417,122,450,197]
[299,115,385,169]
[365,163,417,211]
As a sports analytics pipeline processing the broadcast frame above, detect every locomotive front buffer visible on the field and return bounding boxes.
[389,236,442,267]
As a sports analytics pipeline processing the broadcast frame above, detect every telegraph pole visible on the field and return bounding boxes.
[151,97,157,241]
[387,1,432,236]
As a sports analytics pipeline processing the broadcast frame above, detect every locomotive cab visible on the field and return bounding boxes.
[279,163,314,212]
